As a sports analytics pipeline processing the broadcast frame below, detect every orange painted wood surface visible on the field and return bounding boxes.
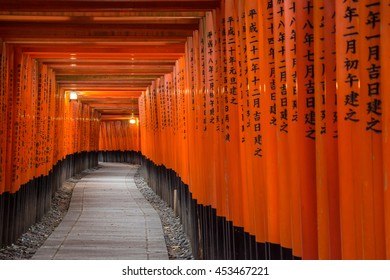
[0,44,100,194]
[138,0,389,259]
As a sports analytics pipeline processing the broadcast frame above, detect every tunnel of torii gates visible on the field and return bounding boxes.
[0,0,389,260]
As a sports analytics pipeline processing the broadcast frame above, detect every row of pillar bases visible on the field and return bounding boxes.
[0,152,98,247]
[1,150,297,260]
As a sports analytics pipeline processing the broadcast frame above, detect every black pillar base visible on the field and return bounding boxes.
[0,151,98,247]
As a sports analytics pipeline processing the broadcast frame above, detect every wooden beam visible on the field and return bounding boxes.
[58,81,151,85]
[19,44,184,52]
[0,1,220,12]
[53,69,173,76]
[1,22,199,31]
[0,27,193,42]
[39,59,176,65]
[100,115,140,121]
[0,11,206,17]
[57,75,160,81]
[79,91,142,97]
[60,86,145,91]
[0,15,201,25]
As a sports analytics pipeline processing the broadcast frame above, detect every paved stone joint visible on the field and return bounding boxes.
[33,162,168,260]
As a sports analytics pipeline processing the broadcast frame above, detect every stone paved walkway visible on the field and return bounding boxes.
[33,162,168,260]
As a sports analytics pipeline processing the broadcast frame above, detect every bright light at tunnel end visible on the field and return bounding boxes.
[69,91,78,100]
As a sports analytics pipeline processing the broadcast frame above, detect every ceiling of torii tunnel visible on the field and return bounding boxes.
[0,0,220,120]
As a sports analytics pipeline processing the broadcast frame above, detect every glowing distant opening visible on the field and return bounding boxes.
[69,91,78,100]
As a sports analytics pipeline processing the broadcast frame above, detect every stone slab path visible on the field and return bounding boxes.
[33,162,168,260]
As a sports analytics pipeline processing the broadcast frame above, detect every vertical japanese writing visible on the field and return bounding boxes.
[218,15,227,135]
[206,14,216,128]
[6,50,14,170]
[225,12,238,142]
[342,0,360,124]
[364,1,381,133]
[0,49,6,189]
[12,60,22,183]
[238,9,247,145]
[200,33,207,132]
[167,75,173,129]
[172,69,178,136]
[180,64,187,140]
[267,0,276,127]
[35,65,42,169]
[302,0,315,140]
[316,2,326,135]
[20,55,29,177]
[246,6,262,157]
[274,0,288,134]
[314,0,337,139]
[330,9,337,139]
[154,82,159,132]
[0,50,4,188]
[285,0,297,126]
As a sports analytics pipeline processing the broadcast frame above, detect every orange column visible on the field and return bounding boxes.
[205,10,219,209]
[179,57,190,185]
[4,44,14,193]
[336,0,387,259]
[313,0,341,259]
[215,2,228,219]
[244,0,265,245]
[185,36,198,201]
[358,0,385,259]
[19,53,28,186]
[335,0,360,259]
[198,19,209,206]
[10,48,23,193]
[172,69,179,173]
[284,0,303,258]
[238,0,253,240]
[191,25,205,205]
[0,42,5,195]
[236,0,253,238]
[259,0,280,257]
[382,0,390,260]
[47,68,56,173]
[273,0,293,258]
[295,0,318,259]
[224,0,244,229]
[99,121,105,151]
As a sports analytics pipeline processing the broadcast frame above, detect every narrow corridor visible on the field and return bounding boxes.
[32,163,168,260]
[1,0,390,260]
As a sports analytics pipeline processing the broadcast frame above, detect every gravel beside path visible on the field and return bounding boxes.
[0,171,89,259]
[134,167,193,260]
